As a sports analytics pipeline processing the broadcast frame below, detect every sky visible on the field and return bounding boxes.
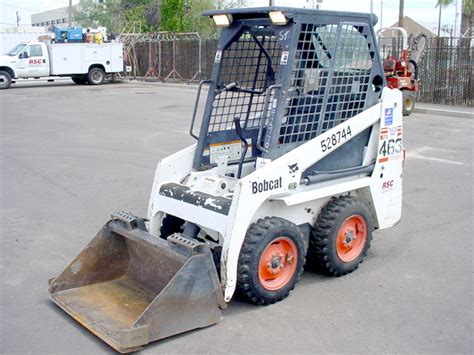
[0,0,461,35]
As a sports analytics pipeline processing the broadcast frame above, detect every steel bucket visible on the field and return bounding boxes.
[49,212,224,353]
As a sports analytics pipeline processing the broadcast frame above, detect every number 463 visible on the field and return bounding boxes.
[379,138,402,156]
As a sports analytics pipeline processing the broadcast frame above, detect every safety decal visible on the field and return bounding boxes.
[214,51,222,63]
[280,51,289,65]
[384,108,393,126]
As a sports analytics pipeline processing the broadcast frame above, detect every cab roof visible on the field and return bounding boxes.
[202,6,378,26]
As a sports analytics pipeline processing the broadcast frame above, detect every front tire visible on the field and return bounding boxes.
[307,196,373,276]
[236,217,305,305]
[402,91,415,116]
[87,67,105,85]
[0,70,12,90]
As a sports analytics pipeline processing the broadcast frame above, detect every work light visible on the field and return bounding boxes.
[269,11,288,25]
[212,14,233,28]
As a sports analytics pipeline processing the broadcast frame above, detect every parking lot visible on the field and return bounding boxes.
[0,80,472,354]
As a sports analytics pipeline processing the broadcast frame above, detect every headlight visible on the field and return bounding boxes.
[212,14,233,28]
[269,11,288,25]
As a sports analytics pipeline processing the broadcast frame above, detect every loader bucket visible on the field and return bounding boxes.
[49,212,224,353]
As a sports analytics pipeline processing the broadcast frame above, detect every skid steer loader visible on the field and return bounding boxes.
[49,7,403,353]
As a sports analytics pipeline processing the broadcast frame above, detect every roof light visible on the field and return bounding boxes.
[212,14,233,28]
[269,11,288,25]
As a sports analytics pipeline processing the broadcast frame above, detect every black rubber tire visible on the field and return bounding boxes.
[71,75,88,85]
[87,67,105,85]
[159,214,184,240]
[402,91,415,116]
[236,217,306,305]
[0,70,12,90]
[307,196,373,276]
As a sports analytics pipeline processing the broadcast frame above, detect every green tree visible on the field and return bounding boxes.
[73,0,123,32]
[160,0,215,33]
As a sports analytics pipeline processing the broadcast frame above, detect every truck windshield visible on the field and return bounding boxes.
[6,43,27,56]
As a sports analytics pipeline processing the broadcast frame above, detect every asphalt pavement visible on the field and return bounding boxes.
[0,80,472,354]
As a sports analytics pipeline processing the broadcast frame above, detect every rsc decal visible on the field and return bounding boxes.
[28,59,43,65]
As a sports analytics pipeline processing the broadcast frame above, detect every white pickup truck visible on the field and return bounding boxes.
[0,41,123,89]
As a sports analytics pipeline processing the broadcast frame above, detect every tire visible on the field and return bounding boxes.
[236,217,306,305]
[0,70,12,90]
[402,91,415,116]
[71,75,88,85]
[159,214,184,240]
[87,67,105,85]
[307,196,373,276]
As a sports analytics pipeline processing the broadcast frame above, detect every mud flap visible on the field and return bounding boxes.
[49,212,225,353]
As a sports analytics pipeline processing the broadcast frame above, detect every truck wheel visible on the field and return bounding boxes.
[71,75,88,85]
[159,214,184,240]
[307,196,373,276]
[0,70,12,90]
[87,67,105,85]
[236,217,305,305]
[402,91,415,116]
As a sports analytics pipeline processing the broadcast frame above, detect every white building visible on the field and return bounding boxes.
[0,25,47,54]
[31,6,71,28]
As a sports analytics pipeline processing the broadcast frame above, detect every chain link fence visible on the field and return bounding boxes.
[125,35,473,107]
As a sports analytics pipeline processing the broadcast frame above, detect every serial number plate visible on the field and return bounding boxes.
[320,126,352,152]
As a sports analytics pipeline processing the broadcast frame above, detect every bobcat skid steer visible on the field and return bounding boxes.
[49,7,403,353]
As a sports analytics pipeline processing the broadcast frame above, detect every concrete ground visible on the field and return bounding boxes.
[0,79,472,354]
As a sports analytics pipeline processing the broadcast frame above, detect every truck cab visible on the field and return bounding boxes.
[0,42,50,86]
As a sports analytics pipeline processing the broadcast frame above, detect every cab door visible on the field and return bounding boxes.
[17,44,49,78]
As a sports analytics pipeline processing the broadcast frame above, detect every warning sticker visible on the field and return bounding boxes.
[204,139,252,164]
[384,108,394,126]
[214,51,222,63]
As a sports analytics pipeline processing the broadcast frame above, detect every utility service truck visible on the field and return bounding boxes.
[0,41,123,89]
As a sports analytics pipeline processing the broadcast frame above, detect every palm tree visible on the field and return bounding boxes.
[437,0,473,37]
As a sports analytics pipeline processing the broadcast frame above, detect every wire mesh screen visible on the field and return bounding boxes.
[279,23,373,144]
[209,30,282,132]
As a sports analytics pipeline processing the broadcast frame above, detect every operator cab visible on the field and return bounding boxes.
[191,7,385,180]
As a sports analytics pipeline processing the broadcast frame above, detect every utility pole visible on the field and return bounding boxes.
[437,2,442,37]
[370,0,373,14]
[68,0,73,26]
[380,0,383,28]
[16,11,20,27]
[398,0,404,28]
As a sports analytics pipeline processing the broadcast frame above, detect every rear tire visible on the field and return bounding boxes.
[307,196,373,276]
[402,91,415,116]
[236,217,305,305]
[71,75,88,85]
[87,67,105,85]
[0,70,12,90]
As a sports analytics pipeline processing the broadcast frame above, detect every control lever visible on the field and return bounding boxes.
[233,117,248,179]
[216,81,237,94]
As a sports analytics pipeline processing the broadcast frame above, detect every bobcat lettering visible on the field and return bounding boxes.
[251,177,282,194]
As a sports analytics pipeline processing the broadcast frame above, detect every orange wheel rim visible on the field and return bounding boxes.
[258,237,298,291]
[336,215,367,262]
